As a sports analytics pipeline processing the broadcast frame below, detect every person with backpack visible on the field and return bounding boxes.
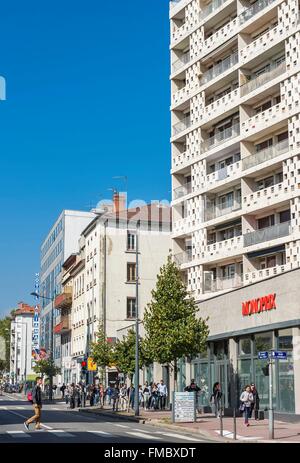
[24,377,43,431]
[240,385,254,426]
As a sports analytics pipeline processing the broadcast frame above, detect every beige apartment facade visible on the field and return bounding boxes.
[170,0,300,414]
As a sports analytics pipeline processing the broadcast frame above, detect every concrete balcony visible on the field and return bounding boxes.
[244,221,291,247]
[205,161,241,190]
[170,0,191,15]
[173,182,192,200]
[201,89,240,125]
[243,181,293,210]
[205,200,242,222]
[172,115,191,136]
[239,0,278,26]
[202,122,240,153]
[172,51,191,74]
[174,249,193,265]
[54,315,71,334]
[202,18,239,57]
[54,288,73,310]
[242,138,289,171]
[172,151,194,172]
[241,102,287,138]
[201,53,238,85]
[243,262,296,285]
[204,273,243,293]
[173,217,188,236]
[172,84,199,108]
[200,0,232,22]
[201,235,243,262]
[240,61,286,97]
[240,25,291,64]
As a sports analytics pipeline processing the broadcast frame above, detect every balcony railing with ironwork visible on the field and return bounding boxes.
[54,288,73,310]
[201,53,238,85]
[172,115,191,136]
[240,61,286,97]
[244,221,291,247]
[242,138,289,170]
[202,122,240,152]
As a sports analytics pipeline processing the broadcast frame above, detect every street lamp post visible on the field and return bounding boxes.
[134,220,140,417]
[31,292,55,401]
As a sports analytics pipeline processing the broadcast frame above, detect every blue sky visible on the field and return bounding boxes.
[0,0,171,316]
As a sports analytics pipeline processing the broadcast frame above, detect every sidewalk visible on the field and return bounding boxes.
[78,405,300,443]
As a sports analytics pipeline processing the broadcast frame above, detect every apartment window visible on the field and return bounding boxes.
[127,298,136,319]
[255,100,272,114]
[280,210,291,223]
[219,192,233,209]
[258,214,275,229]
[127,232,136,251]
[127,263,136,282]
[221,264,235,279]
[255,138,273,152]
[256,175,275,190]
[260,255,276,269]
[277,131,288,142]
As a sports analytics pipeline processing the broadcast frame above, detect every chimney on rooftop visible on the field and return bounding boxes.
[113,192,127,214]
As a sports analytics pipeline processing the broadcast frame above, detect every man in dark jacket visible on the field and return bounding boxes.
[250,383,260,420]
[24,377,43,430]
[184,379,201,393]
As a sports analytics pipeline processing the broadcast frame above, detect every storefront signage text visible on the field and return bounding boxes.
[242,294,276,316]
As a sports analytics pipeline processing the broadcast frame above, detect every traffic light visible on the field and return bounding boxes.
[81,360,87,374]
[262,366,269,376]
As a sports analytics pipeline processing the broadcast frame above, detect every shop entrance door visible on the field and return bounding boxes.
[215,362,229,408]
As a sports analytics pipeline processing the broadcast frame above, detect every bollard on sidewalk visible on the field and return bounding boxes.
[219,406,223,437]
[233,407,237,440]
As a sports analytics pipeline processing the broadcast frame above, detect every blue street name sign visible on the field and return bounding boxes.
[258,351,269,359]
[271,351,287,360]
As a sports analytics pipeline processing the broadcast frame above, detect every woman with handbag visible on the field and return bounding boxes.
[240,385,254,426]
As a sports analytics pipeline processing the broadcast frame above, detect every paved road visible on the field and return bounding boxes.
[0,393,217,443]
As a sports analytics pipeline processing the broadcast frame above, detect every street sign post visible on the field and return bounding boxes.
[257,350,287,440]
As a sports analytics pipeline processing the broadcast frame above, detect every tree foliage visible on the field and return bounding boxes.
[91,326,114,369]
[112,329,151,379]
[143,256,209,389]
[33,359,61,378]
[0,316,11,371]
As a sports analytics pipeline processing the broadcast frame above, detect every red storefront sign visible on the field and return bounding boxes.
[242,294,276,316]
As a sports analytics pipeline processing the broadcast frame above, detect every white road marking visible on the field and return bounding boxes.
[16,407,25,410]
[88,430,112,437]
[0,407,8,410]
[7,431,30,438]
[215,430,262,441]
[126,432,163,440]
[114,424,130,428]
[161,432,203,442]
[132,428,151,433]
[48,430,76,438]
[41,424,53,430]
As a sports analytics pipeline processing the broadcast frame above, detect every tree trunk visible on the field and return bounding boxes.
[173,359,178,393]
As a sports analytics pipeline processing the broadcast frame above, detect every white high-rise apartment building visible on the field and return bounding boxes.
[170,0,300,415]
[170,0,300,299]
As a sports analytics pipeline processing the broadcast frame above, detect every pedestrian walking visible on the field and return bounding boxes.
[157,380,168,410]
[250,383,260,420]
[127,384,135,410]
[24,377,43,431]
[143,382,151,410]
[60,383,66,399]
[210,382,222,418]
[106,385,113,405]
[149,383,159,410]
[119,384,128,411]
[99,383,105,408]
[69,383,76,409]
[240,385,254,426]
[112,384,120,412]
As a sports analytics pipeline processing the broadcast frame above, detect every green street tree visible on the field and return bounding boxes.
[33,359,61,379]
[0,316,12,372]
[143,256,209,391]
[113,329,151,382]
[90,326,114,384]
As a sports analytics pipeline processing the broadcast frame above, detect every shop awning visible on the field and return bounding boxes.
[247,244,285,259]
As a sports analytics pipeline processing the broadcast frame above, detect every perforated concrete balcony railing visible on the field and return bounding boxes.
[242,138,289,171]
[201,89,240,124]
[172,151,193,170]
[240,25,289,63]
[202,122,240,152]
[240,61,286,97]
[203,18,239,56]
[174,249,193,265]
[243,262,295,285]
[204,273,243,292]
[241,102,286,137]
[172,84,200,107]
[244,221,291,247]
[173,217,188,235]
[173,182,192,200]
[201,53,239,85]
[205,199,242,221]
[203,234,243,259]
[243,181,293,209]
[205,161,241,189]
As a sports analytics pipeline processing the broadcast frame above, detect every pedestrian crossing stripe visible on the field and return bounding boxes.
[160,432,203,442]
[126,432,163,440]
[6,431,30,438]
[47,430,76,438]
[88,431,112,437]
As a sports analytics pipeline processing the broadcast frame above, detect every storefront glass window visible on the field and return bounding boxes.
[238,359,252,392]
[239,338,251,356]
[213,341,228,360]
[278,329,293,351]
[178,358,186,392]
[198,363,210,406]
[278,359,295,413]
[254,359,270,409]
[253,332,273,354]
